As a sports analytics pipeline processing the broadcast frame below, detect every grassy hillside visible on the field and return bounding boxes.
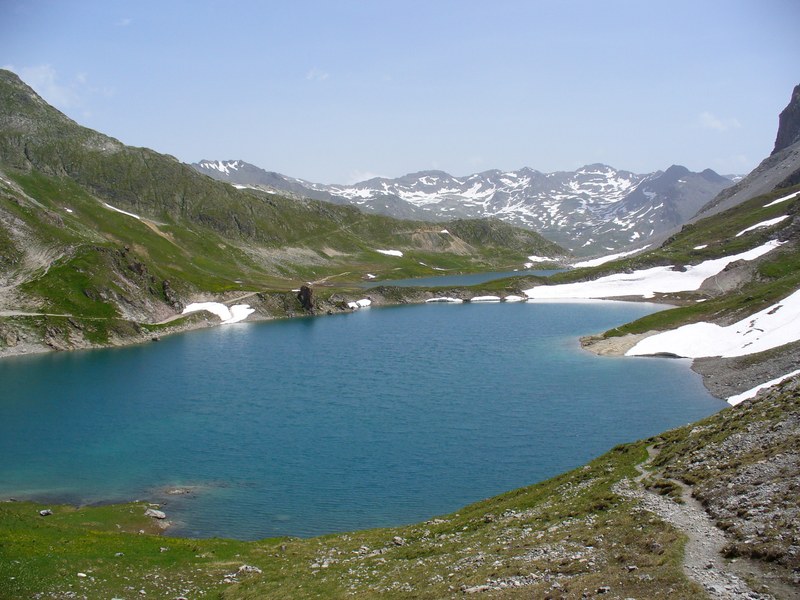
[0,68,565,353]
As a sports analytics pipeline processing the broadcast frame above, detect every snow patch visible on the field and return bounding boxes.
[103,202,141,220]
[182,302,255,324]
[470,296,501,303]
[201,160,242,175]
[425,297,463,303]
[726,369,800,406]
[376,249,404,257]
[763,190,800,207]
[572,246,651,268]
[347,298,372,309]
[735,215,789,237]
[693,244,708,250]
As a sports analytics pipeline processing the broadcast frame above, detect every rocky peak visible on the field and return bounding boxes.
[772,84,800,155]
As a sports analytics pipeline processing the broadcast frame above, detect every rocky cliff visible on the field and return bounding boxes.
[773,84,800,155]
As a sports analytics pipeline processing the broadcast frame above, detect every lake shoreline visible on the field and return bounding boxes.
[4,280,777,403]
[0,285,745,402]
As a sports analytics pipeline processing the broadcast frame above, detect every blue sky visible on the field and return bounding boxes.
[2,0,799,183]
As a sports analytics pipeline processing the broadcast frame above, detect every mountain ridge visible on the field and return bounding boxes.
[193,159,734,256]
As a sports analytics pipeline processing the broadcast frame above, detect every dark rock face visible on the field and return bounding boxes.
[297,285,313,311]
[162,279,182,311]
[773,84,800,155]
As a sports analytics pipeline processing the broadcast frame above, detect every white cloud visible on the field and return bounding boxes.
[698,111,741,132]
[305,68,330,82]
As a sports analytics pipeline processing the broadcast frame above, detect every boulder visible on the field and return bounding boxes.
[144,508,166,519]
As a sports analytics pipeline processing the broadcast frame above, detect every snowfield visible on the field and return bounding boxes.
[726,369,800,406]
[626,287,800,359]
[521,237,800,403]
[763,190,800,207]
[523,241,781,300]
[735,215,789,237]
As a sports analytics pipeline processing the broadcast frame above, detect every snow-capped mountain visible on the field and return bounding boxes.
[192,160,734,256]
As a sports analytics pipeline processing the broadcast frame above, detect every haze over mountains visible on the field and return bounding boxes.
[193,160,735,256]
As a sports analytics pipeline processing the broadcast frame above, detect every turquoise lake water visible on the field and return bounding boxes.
[0,301,725,540]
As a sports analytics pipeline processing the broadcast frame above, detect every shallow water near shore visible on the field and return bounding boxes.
[0,301,724,540]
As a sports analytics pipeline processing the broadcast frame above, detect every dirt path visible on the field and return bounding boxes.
[615,446,782,599]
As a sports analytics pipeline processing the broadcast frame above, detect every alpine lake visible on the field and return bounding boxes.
[0,286,725,541]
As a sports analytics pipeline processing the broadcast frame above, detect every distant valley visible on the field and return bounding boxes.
[193,160,736,256]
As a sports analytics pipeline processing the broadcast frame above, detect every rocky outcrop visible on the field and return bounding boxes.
[654,377,800,579]
[296,285,313,311]
[773,85,800,155]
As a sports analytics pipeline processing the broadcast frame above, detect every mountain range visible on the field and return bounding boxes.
[192,160,735,256]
